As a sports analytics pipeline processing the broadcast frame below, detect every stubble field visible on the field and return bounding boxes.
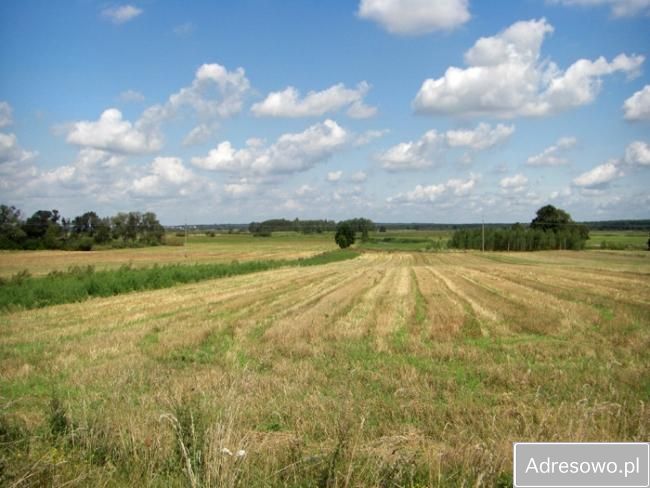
[0,233,336,278]
[1,238,649,486]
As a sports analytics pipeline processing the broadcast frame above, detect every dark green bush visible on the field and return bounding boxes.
[335,223,355,249]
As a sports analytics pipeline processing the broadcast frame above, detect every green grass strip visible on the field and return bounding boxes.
[0,249,359,312]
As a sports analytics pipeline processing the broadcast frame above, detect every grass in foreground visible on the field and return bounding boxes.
[0,251,648,486]
[0,249,359,311]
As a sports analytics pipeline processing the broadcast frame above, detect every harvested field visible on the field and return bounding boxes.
[0,233,336,277]
[1,250,648,486]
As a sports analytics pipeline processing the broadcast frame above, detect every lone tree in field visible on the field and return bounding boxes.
[335,222,355,249]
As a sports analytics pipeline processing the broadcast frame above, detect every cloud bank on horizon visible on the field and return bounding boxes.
[0,1,648,223]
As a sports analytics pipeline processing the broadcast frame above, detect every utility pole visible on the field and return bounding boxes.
[481,217,485,252]
[184,219,188,258]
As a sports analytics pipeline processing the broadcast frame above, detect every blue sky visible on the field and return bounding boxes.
[1,0,648,224]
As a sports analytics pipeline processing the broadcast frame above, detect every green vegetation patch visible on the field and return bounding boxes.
[0,249,359,311]
[359,236,447,251]
[587,231,649,250]
[296,248,358,266]
[168,327,235,365]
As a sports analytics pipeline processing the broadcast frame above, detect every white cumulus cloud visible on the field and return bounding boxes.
[150,156,194,184]
[526,136,577,166]
[387,174,478,203]
[378,123,513,171]
[1,147,130,202]
[223,179,256,198]
[295,184,316,197]
[355,129,389,146]
[0,132,37,165]
[251,82,376,118]
[66,108,162,154]
[413,18,644,118]
[131,157,196,196]
[182,123,219,146]
[445,123,515,150]
[500,173,528,191]
[69,63,250,155]
[134,63,250,147]
[446,176,478,196]
[347,100,378,119]
[358,0,470,35]
[101,5,143,24]
[573,160,624,187]
[144,63,250,124]
[378,129,444,171]
[624,140,650,165]
[623,85,650,120]
[191,119,348,175]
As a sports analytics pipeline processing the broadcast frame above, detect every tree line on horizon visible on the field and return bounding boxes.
[248,217,376,238]
[0,204,165,251]
[248,218,337,236]
[448,205,590,251]
[0,203,600,252]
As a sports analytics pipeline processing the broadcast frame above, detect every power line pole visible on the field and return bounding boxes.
[184,219,188,258]
[481,217,485,252]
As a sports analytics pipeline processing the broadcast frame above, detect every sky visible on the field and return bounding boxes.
[0,0,649,225]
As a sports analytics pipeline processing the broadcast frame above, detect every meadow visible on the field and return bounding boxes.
[586,230,649,250]
[1,232,648,486]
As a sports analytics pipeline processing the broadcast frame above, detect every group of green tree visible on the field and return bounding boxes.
[449,205,590,251]
[248,217,378,239]
[248,218,337,236]
[0,204,165,251]
[335,218,376,248]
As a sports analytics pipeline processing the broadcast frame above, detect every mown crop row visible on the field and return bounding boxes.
[1,251,648,486]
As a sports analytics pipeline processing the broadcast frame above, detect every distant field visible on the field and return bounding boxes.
[360,229,452,252]
[362,229,650,252]
[586,230,649,249]
[0,232,336,277]
[2,230,645,279]
[1,247,648,486]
